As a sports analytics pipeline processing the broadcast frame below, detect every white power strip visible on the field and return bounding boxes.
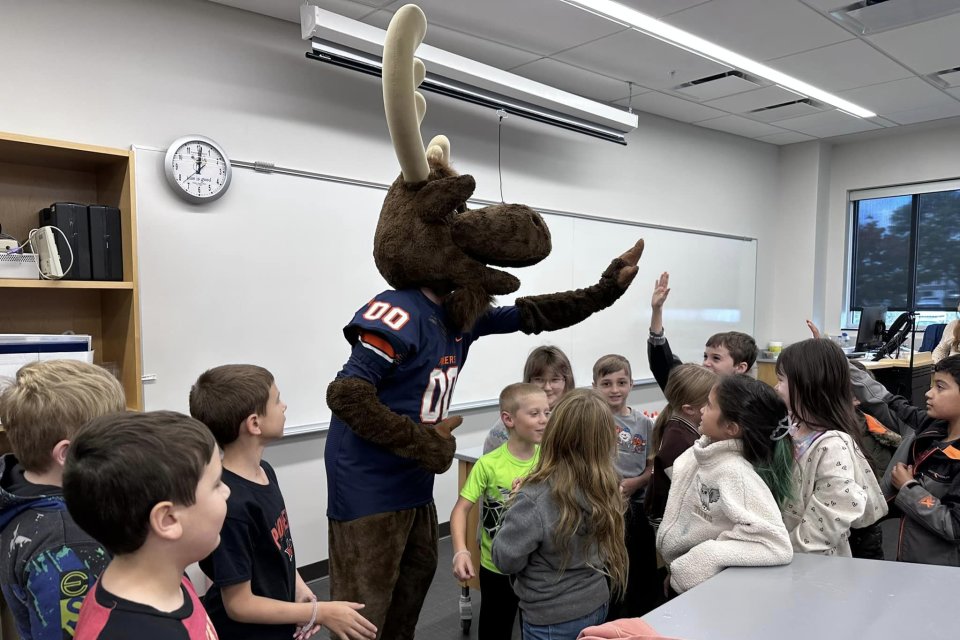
[31,227,64,278]
[0,239,18,252]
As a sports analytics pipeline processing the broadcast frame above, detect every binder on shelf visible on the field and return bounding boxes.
[0,334,94,379]
[88,204,123,281]
[39,202,92,280]
[0,334,92,353]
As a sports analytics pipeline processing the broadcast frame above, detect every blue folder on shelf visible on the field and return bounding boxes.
[0,334,91,354]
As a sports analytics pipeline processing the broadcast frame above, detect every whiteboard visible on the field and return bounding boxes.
[135,147,756,435]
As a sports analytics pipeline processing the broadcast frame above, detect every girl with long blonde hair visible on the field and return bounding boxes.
[492,389,627,640]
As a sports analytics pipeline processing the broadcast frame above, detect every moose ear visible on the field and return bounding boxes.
[426,135,450,166]
[414,175,476,222]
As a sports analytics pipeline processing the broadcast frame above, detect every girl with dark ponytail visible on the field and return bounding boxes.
[656,375,793,595]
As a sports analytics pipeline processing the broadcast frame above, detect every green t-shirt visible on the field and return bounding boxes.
[460,443,540,573]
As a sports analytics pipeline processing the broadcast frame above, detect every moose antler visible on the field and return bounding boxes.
[383,4,436,184]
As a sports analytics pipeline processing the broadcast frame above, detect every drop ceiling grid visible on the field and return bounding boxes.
[659,0,855,62]
[386,0,627,57]
[552,28,731,90]
[217,0,960,143]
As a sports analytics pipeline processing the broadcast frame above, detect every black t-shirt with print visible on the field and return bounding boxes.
[199,460,297,640]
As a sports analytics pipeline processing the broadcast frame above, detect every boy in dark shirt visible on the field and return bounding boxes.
[190,365,375,640]
[0,360,124,640]
[65,411,228,639]
[851,354,960,565]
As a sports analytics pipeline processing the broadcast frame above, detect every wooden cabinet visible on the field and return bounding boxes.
[0,132,142,409]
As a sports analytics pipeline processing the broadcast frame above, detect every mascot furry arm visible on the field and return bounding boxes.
[327,4,643,476]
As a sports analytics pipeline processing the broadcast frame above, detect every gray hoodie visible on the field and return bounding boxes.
[490,481,610,625]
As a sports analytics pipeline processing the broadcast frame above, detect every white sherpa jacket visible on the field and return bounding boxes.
[656,436,792,593]
[781,430,888,557]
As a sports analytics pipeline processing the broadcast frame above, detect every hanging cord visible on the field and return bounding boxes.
[627,81,635,114]
[497,108,506,203]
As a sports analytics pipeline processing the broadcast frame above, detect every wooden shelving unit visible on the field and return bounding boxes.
[0,132,143,409]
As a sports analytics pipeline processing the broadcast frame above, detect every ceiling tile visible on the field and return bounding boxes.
[616,0,712,18]
[386,0,626,57]
[866,13,960,74]
[663,0,853,61]
[695,115,787,137]
[365,11,541,70]
[839,77,958,116]
[614,90,728,123]
[774,109,883,137]
[555,29,730,90]
[510,58,640,102]
[704,85,805,113]
[212,0,379,22]
[768,39,913,92]
[755,131,818,145]
[885,101,960,126]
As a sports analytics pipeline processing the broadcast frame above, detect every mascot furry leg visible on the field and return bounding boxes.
[324,5,645,638]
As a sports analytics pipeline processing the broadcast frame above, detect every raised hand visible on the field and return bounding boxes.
[615,239,645,289]
[651,272,671,309]
[805,319,822,340]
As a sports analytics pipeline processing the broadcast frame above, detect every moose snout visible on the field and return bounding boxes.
[450,204,551,268]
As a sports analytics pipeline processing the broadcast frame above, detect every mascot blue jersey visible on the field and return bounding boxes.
[326,289,519,521]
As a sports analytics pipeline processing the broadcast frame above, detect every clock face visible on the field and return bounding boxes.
[164,136,232,203]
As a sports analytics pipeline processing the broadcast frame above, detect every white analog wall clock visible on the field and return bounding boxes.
[164,135,233,204]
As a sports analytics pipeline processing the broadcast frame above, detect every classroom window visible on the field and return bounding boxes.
[849,187,960,325]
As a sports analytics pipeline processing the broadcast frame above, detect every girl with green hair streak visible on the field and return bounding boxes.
[657,375,794,595]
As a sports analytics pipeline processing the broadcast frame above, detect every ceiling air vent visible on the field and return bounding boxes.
[817,0,960,35]
[746,98,825,122]
[672,71,761,101]
[929,66,960,88]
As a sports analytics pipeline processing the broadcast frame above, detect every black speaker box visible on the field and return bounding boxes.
[39,202,91,280]
[88,205,123,281]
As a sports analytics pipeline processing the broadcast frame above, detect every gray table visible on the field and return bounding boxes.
[643,553,960,639]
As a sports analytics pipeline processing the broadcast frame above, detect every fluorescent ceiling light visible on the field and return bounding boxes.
[560,0,877,118]
[301,5,638,144]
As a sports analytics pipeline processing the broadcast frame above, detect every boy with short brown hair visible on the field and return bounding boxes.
[65,410,228,639]
[190,364,375,640]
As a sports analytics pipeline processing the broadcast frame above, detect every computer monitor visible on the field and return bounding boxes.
[856,305,887,352]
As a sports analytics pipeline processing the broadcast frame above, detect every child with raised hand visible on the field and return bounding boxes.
[648,272,757,391]
[483,345,574,454]
[646,363,718,523]
[775,339,887,556]
[656,375,793,595]
[450,383,549,639]
[492,389,626,640]
[190,365,375,640]
[0,360,125,640]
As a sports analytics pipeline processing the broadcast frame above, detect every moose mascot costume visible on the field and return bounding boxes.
[324,5,645,637]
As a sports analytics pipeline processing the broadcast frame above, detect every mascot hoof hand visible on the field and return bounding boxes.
[418,422,458,474]
[614,239,644,289]
[434,415,463,439]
